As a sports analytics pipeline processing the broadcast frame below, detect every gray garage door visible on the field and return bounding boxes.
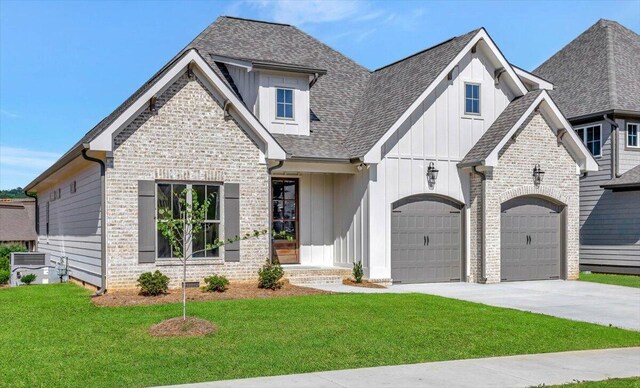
[391,196,462,283]
[501,197,562,281]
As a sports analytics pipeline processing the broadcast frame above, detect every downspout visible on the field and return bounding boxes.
[81,146,107,296]
[604,114,620,178]
[471,166,488,283]
[24,191,38,250]
[267,160,285,263]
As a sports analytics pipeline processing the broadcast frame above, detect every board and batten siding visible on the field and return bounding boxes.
[296,173,335,266]
[619,118,640,174]
[367,49,513,280]
[226,64,260,115]
[333,171,369,270]
[37,163,103,287]
[577,118,640,272]
[258,71,310,136]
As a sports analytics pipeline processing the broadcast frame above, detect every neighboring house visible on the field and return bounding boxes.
[534,19,640,275]
[0,198,37,250]
[24,17,596,290]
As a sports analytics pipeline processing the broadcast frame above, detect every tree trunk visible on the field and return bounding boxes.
[183,258,186,320]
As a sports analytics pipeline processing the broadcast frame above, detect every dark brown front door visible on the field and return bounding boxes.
[272,178,299,264]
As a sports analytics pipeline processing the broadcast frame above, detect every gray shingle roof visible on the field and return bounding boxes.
[533,19,640,119]
[0,200,37,242]
[346,29,481,157]
[459,90,544,166]
[601,164,640,189]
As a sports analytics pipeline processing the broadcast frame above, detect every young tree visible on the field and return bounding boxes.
[157,188,267,320]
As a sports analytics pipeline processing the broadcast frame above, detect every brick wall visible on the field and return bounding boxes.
[105,74,269,289]
[468,112,580,283]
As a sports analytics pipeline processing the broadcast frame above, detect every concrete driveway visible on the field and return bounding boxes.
[311,280,640,331]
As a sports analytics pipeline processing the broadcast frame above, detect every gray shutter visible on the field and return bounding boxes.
[224,183,240,262]
[138,180,156,263]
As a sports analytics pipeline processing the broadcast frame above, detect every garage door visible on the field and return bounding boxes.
[391,196,462,283]
[501,197,562,281]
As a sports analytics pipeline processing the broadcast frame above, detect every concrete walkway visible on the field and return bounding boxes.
[309,280,640,331]
[163,347,640,387]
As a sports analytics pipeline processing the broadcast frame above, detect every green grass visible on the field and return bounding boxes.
[1,284,639,387]
[579,273,640,288]
[550,377,640,387]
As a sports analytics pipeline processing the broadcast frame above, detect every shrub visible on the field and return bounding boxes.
[0,270,10,285]
[137,271,169,296]
[20,273,37,285]
[0,257,9,273]
[258,258,284,290]
[353,261,363,283]
[203,274,230,293]
[0,244,27,262]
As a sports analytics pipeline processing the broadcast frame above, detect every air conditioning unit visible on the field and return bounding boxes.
[10,252,68,286]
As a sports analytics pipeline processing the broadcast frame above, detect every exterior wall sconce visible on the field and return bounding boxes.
[533,163,545,186]
[427,162,439,187]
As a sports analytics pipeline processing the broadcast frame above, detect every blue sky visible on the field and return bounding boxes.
[1,0,639,189]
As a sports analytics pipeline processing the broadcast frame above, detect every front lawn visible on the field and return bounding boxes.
[579,273,640,288]
[552,377,640,387]
[1,284,639,387]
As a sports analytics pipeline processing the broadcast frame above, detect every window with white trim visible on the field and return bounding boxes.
[627,123,639,148]
[276,88,293,119]
[575,125,602,157]
[156,183,221,259]
[465,83,480,114]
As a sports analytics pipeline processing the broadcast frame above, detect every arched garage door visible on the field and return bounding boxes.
[391,195,462,283]
[501,197,562,281]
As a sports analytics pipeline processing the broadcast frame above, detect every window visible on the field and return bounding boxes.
[465,83,480,114]
[627,123,639,148]
[46,201,50,236]
[156,183,221,259]
[575,125,602,157]
[70,181,77,194]
[276,88,293,119]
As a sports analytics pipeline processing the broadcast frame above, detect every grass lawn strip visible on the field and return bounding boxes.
[579,273,640,288]
[550,377,640,387]
[1,283,639,388]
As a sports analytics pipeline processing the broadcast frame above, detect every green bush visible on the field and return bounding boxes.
[203,274,230,293]
[0,257,9,272]
[258,258,284,290]
[353,261,363,283]
[0,244,26,267]
[20,273,37,285]
[0,270,10,285]
[137,271,169,296]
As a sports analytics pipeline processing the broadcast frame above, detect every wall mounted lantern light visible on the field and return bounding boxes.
[427,162,439,187]
[533,163,545,186]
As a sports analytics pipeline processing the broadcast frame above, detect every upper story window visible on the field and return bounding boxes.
[575,124,602,157]
[276,88,294,119]
[627,123,639,148]
[465,83,480,115]
[156,183,221,259]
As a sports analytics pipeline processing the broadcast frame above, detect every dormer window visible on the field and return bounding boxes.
[276,88,294,119]
[465,83,481,115]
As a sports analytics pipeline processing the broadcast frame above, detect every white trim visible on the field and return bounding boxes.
[210,55,253,71]
[513,66,554,90]
[275,87,295,120]
[573,123,603,158]
[464,82,481,115]
[626,122,639,148]
[484,90,598,172]
[363,29,528,163]
[89,49,286,160]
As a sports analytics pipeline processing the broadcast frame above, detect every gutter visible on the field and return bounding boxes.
[81,145,107,296]
[603,114,620,179]
[267,160,285,263]
[471,166,488,284]
[24,191,39,237]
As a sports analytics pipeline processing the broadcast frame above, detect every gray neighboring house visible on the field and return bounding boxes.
[534,19,640,275]
[0,198,37,250]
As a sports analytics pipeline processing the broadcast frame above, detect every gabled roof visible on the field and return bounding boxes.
[347,29,481,157]
[601,164,640,189]
[459,90,598,173]
[533,19,640,119]
[0,201,37,242]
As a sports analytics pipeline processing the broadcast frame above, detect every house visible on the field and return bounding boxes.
[24,16,597,290]
[0,198,37,250]
[534,19,640,275]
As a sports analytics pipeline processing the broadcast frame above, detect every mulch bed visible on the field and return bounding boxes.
[149,317,217,337]
[342,279,387,288]
[92,280,331,307]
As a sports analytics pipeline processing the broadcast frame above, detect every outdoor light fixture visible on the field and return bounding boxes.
[427,162,439,186]
[533,163,545,186]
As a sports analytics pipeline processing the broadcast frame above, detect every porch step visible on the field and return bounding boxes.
[283,267,352,286]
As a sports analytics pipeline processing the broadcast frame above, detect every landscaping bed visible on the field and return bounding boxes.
[579,273,640,289]
[2,283,639,387]
[93,280,330,307]
[342,278,387,288]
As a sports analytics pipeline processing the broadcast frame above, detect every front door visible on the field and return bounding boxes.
[272,178,299,264]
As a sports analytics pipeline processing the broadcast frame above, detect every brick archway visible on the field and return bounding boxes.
[499,185,569,206]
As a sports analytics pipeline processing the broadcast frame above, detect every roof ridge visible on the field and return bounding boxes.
[221,15,291,27]
[374,28,481,72]
[604,21,618,110]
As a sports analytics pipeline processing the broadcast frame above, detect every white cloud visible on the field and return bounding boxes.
[233,0,366,26]
[0,109,19,119]
[0,146,60,169]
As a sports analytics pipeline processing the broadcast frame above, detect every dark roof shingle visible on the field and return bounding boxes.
[601,164,640,189]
